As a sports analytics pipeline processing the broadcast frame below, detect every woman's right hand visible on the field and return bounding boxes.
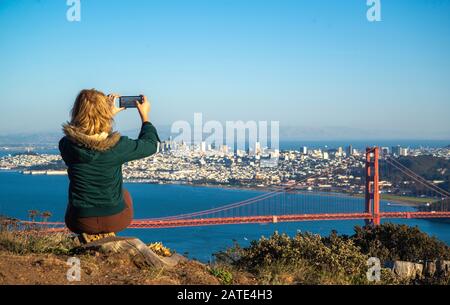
[136,95,151,123]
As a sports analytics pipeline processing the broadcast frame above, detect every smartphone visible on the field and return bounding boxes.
[119,96,143,108]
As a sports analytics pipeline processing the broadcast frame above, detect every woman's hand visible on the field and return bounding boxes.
[136,95,151,123]
[108,93,125,116]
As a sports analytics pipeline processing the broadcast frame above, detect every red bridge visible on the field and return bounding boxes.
[20,147,450,230]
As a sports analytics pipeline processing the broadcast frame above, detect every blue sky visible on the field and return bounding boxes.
[0,0,449,139]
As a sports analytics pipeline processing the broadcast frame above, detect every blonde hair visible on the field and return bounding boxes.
[70,89,114,135]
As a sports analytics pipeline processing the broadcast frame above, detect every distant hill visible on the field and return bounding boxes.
[381,155,450,193]
[0,125,174,146]
[0,132,62,145]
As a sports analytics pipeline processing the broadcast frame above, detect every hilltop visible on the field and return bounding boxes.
[0,231,255,285]
[0,223,449,285]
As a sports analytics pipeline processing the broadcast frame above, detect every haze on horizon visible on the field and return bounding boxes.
[0,0,449,140]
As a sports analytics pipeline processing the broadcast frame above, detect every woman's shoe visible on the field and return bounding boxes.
[79,232,116,244]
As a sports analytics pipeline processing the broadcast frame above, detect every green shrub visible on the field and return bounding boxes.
[208,266,233,285]
[216,224,450,285]
[351,223,450,263]
[216,231,369,284]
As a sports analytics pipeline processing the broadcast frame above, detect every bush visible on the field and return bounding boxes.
[208,266,233,285]
[351,223,450,263]
[216,224,450,285]
[216,231,369,284]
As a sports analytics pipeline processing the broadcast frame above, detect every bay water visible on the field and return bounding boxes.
[0,171,449,262]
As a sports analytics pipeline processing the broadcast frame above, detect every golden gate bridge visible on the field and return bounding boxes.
[17,147,450,231]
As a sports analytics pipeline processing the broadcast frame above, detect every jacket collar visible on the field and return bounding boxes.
[62,123,121,152]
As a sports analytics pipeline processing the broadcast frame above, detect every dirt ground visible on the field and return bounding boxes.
[0,251,256,285]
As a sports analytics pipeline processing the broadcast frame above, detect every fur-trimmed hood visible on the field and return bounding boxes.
[62,123,121,152]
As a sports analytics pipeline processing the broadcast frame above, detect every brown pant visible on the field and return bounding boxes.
[65,189,134,234]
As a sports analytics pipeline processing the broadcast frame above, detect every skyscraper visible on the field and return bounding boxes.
[347,145,353,157]
[200,141,207,152]
[392,145,401,157]
[301,146,308,155]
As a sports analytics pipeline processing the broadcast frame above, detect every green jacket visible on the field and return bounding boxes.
[59,122,160,218]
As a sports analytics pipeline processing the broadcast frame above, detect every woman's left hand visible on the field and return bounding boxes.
[108,94,125,116]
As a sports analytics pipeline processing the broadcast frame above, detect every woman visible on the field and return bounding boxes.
[59,89,160,243]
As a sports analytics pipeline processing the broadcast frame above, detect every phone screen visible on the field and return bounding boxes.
[119,96,143,108]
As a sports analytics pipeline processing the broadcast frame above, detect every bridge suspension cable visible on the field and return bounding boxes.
[384,157,450,198]
[143,170,332,221]
[386,156,450,196]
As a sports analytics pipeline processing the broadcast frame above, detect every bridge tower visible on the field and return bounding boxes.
[365,147,380,226]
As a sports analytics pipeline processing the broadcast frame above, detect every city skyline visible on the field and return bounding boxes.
[0,0,450,139]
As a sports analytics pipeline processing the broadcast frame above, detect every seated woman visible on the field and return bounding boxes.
[59,89,160,243]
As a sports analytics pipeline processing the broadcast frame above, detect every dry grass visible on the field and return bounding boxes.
[0,230,77,255]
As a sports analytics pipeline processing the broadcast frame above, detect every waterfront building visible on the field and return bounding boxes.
[400,147,409,157]
[301,146,308,155]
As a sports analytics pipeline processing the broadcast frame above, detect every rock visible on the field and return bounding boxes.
[70,235,82,247]
[437,260,450,276]
[424,261,436,277]
[160,253,188,266]
[391,261,423,279]
[78,236,186,269]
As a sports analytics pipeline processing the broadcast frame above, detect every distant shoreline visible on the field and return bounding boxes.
[124,179,273,193]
